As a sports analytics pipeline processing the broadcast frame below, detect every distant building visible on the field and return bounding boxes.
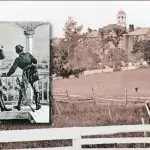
[87,9,150,62]
[117,9,126,27]
[123,27,150,61]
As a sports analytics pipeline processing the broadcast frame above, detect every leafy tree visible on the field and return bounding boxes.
[132,40,150,65]
[62,17,83,58]
[106,26,127,68]
[107,26,126,48]
[105,48,128,69]
[98,28,110,68]
[50,17,86,78]
[131,39,143,62]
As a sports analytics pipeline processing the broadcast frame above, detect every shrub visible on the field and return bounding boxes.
[113,67,122,72]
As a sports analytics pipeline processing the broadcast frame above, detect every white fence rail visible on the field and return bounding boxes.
[1,125,150,150]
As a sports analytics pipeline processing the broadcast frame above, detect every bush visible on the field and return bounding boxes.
[57,67,86,79]
[113,67,122,72]
[138,65,148,69]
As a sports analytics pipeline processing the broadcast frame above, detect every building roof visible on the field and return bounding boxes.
[87,30,99,38]
[117,10,126,16]
[127,27,150,36]
[103,24,118,30]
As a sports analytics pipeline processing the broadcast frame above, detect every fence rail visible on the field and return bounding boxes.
[53,88,150,105]
[1,71,49,103]
[1,124,150,150]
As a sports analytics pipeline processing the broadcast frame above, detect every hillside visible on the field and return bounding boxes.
[53,68,150,98]
[52,68,150,127]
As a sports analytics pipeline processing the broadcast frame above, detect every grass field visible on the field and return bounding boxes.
[53,68,150,98]
[52,68,150,127]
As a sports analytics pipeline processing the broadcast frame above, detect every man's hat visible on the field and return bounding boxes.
[15,45,24,54]
[15,45,24,50]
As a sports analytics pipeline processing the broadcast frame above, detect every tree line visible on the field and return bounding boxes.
[50,17,150,78]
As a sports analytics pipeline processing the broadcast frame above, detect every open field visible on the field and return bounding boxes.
[52,68,150,127]
[53,68,150,99]
[53,103,149,127]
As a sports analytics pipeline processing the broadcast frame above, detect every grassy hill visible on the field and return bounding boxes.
[53,68,150,98]
[52,68,150,127]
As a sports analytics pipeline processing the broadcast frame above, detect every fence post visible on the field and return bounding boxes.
[108,105,112,120]
[54,100,61,116]
[92,88,96,103]
[66,90,70,100]
[125,88,127,104]
[72,129,81,150]
[52,90,61,116]
[141,117,146,147]
[145,101,150,124]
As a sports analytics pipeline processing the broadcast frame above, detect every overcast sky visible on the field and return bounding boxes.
[0,1,150,38]
[0,23,49,61]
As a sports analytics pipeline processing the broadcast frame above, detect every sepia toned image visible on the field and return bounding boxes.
[1,1,150,150]
[52,4,150,128]
[0,21,50,124]
[50,1,150,149]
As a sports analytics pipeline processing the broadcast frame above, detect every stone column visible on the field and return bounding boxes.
[24,30,34,54]
[24,30,35,105]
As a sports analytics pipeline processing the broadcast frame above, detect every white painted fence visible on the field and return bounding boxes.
[83,68,113,75]
[121,66,139,71]
[1,125,150,150]
[82,66,139,76]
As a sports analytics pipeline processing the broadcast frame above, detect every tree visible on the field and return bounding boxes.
[50,39,70,76]
[98,28,110,68]
[106,26,127,68]
[105,48,128,69]
[131,39,143,62]
[50,17,86,78]
[63,17,83,58]
[132,40,150,65]
[107,26,126,48]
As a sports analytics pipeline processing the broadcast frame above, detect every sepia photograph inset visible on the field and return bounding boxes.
[51,2,150,128]
[0,21,50,124]
[1,1,150,150]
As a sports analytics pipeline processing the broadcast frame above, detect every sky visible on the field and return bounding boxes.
[0,1,149,38]
[0,23,49,61]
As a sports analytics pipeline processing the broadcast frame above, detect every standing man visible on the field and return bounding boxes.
[0,45,12,111]
[2,45,41,111]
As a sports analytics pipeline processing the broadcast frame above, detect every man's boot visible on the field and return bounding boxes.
[0,100,4,112]
[35,92,41,110]
[2,93,12,111]
[0,92,12,112]
[13,90,22,111]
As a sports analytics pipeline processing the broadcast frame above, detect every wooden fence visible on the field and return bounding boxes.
[1,124,150,150]
[53,88,150,105]
[52,88,150,115]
